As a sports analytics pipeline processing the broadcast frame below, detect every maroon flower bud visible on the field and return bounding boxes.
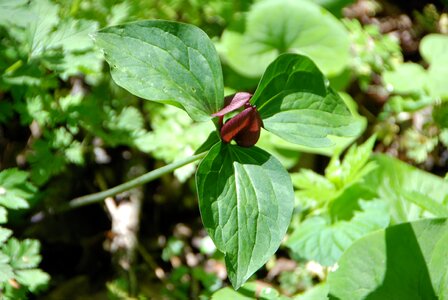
[212,93,263,147]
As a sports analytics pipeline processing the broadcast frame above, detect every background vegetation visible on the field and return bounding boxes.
[0,0,447,299]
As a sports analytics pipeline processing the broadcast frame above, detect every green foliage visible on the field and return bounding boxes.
[328,218,448,299]
[0,169,49,299]
[196,143,294,288]
[218,0,350,78]
[212,281,290,300]
[286,137,388,266]
[251,54,363,148]
[361,154,448,223]
[95,20,224,122]
[384,34,448,100]
[0,169,35,211]
[142,104,214,182]
[2,0,448,298]
[344,19,402,90]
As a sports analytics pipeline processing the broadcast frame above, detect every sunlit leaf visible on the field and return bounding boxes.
[218,0,350,77]
[328,218,448,299]
[95,20,224,121]
[196,143,294,288]
[251,54,363,148]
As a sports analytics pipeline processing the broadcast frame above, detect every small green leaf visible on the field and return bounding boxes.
[383,63,427,94]
[328,218,448,299]
[15,269,50,292]
[218,0,350,77]
[0,252,14,282]
[0,227,12,244]
[2,238,42,269]
[196,143,294,289]
[286,200,389,266]
[420,34,448,65]
[251,54,362,148]
[325,135,376,189]
[0,208,7,224]
[0,168,35,209]
[420,34,448,99]
[95,20,224,121]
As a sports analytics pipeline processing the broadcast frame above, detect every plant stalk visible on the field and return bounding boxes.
[58,152,206,212]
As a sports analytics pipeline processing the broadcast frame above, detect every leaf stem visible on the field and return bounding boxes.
[58,152,206,212]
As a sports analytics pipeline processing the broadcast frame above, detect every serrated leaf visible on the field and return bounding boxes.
[196,143,294,288]
[0,207,7,224]
[27,0,60,57]
[44,19,98,52]
[0,0,33,27]
[29,140,66,185]
[0,227,12,244]
[286,200,389,266]
[2,238,42,269]
[0,262,14,282]
[251,54,362,148]
[95,20,224,121]
[15,269,50,292]
[363,154,448,223]
[0,168,35,209]
[64,141,84,165]
[325,135,376,188]
[0,194,29,210]
[0,169,28,188]
[328,218,448,299]
[218,0,349,77]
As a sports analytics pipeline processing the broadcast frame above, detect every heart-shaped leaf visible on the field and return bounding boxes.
[95,20,224,121]
[328,218,448,299]
[218,0,349,77]
[251,54,363,148]
[196,142,294,289]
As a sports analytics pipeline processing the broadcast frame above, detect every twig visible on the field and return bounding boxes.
[57,152,206,212]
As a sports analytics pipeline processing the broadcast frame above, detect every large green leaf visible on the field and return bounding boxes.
[196,143,294,289]
[328,218,448,299]
[95,20,224,121]
[218,0,349,78]
[251,54,362,148]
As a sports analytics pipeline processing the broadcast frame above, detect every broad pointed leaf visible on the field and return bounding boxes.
[328,218,448,299]
[196,143,294,289]
[251,54,363,148]
[95,20,224,121]
[218,0,349,77]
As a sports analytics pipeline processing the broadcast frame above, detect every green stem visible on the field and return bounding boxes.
[58,152,206,212]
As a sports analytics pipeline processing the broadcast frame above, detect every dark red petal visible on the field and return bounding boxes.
[234,108,263,147]
[212,92,252,117]
[220,107,254,143]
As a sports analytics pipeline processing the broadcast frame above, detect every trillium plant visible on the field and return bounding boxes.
[95,20,360,289]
